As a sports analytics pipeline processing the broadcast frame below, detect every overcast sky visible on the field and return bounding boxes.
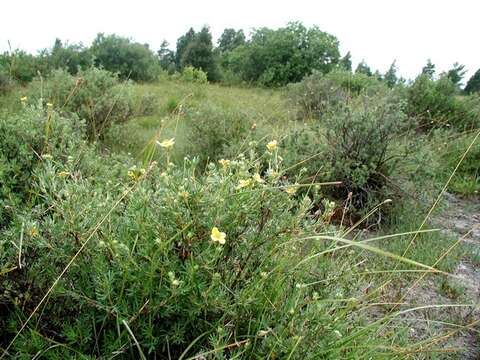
[1,0,478,82]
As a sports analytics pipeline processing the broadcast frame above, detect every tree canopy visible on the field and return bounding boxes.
[91,33,159,81]
[225,22,340,86]
[464,68,480,94]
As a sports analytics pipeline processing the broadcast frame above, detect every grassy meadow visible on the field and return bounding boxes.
[1,66,479,359]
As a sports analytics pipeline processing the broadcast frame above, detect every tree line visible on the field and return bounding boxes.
[1,21,479,92]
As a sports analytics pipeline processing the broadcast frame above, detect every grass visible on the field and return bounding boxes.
[103,79,292,161]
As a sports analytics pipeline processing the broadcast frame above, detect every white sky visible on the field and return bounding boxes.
[1,0,478,81]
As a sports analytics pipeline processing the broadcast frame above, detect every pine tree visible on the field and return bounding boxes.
[384,60,398,88]
[421,59,435,79]
[339,51,352,71]
[464,68,480,94]
[355,60,372,76]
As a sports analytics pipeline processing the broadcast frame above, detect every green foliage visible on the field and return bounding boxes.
[47,38,93,74]
[320,96,406,212]
[339,51,352,71]
[440,132,480,195]
[406,74,480,130]
[465,68,480,94]
[157,40,176,73]
[355,60,372,76]
[176,28,196,66]
[0,64,13,94]
[444,62,466,87]
[384,61,398,88]
[180,66,208,84]
[0,50,45,83]
[0,106,390,358]
[0,105,85,228]
[217,28,246,53]
[226,22,340,86]
[91,33,160,81]
[176,27,219,81]
[28,67,156,139]
[286,70,386,120]
[421,59,436,79]
[183,102,253,166]
[282,94,406,217]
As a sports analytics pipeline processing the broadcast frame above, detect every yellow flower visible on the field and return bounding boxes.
[237,178,253,189]
[20,96,28,102]
[266,140,278,151]
[210,226,226,245]
[218,159,231,168]
[266,169,279,178]
[179,190,189,200]
[253,173,264,183]
[157,138,175,149]
[57,171,70,178]
[46,102,53,108]
[29,226,38,237]
[285,186,297,195]
[127,167,145,181]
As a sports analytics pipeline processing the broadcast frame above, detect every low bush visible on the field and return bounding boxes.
[0,66,13,94]
[322,96,406,207]
[0,104,86,229]
[180,66,208,84]
[282,94,407,220]
[183,103,253,166]
[28,67,156,139]
[286,70,387,120]
[0,50,44,83]
[440,132,480,195]
[406,74,480,131]
[0,106,397,358]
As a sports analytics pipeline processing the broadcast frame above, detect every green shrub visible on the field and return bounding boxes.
[440,132,480,195]
[0,50,45,83]
[28,67,156,139]
[406,74,480,131]
[281,94,407,219]
[0,65,13,94]
[286,70,387,120]
[0,105,86,229]
[47,39,93,75]
[182,103,253,166]
[180,66,208,84]
[91,33,160,82]
[322,96,406,211]
[0,107,395,358]
[226,22,340,87]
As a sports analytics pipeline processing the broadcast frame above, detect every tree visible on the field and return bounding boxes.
[445,62,466,87]
[48,38,92,74]
[157,40,176,73]
[384,60,398,88]
[355,60,372,76]
[226,22,340,86]
[176,26,219,81]
[339,51,352,71]
[464,68,480,94]
[421,59,435,79]
[91,33,159,81]
[217,29,245,53]
[175,28,196,67]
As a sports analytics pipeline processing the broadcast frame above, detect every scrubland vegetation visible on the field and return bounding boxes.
[1,22,479,359]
